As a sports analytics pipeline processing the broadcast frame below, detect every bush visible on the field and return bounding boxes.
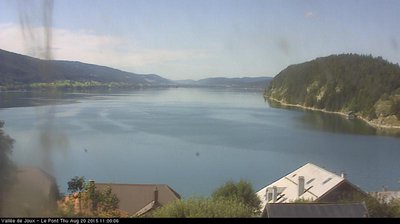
[151,197,255,218]
[211,180,261,213]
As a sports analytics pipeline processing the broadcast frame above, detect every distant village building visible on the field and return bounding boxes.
[2,166,60,217]
[346,111,356,119]
[263,202,369,218]
[370,189,400,203]
[256,163,366,211]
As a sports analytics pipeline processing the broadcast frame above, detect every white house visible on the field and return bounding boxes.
[256,163,366,211]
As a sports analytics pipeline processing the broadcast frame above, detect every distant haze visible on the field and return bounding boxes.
[1,0,400,80]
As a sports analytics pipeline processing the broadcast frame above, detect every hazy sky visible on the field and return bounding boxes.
[1,0,400,80]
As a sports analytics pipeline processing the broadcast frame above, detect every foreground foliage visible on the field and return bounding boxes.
[0,121,15,215]
[152,180,261,218]
[152,197,256,218]
[212,180,261,212]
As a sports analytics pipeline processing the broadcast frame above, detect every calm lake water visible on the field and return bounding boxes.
[1,88,400,197]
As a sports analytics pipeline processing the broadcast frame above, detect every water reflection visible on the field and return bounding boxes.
[0,91,77,108]
[298,111,377,135]
[0,89,143,108]
[266,98,400,137]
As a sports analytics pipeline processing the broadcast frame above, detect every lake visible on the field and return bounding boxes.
[1,88,400,197]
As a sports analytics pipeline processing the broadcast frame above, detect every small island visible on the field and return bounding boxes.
[265,54,400,130]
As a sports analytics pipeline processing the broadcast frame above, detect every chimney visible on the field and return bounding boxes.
[265,186,278,203]
[87,180,96,212]
[88,180,95,193]
[88,180,95,192]
[265,188,270,202]
[298,176,305,197]
[154,187,159,204]
[340,171,347,179]
[272,186,277,203]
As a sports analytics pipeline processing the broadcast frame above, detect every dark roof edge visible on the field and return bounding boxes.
[317,179,368,202]
[166,186,181,199]
[94,183,170,187]
[94,182,181,199]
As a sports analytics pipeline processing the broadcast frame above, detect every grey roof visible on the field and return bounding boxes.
[264,203,369,218]
[94,183,180,215]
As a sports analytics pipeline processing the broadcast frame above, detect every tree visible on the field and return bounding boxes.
[211,180,261,213]
[60,177,121,217]
[0,121,15,215]
[66,176,86,216]
[67,176,86,193]
[390,98,400,119]
[86,183,119,214]
[92,186,119,216]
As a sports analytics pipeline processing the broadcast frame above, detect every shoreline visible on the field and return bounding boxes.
[267,96,400,130]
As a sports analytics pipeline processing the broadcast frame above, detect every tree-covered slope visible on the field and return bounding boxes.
[0,49,171,89]
[265,54,400,127]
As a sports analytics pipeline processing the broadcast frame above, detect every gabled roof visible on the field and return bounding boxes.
[264,203,369,218]
[94,183,180,216]
[256,163,345,208]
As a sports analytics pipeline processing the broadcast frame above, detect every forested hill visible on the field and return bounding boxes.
[0,49,172,89]
[265,54,400,127]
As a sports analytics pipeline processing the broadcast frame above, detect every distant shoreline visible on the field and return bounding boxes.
[267,96,400,130]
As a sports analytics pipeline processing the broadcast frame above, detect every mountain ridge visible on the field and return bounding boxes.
[0,48,171,89]
[175,76,272,89]
[0,48,270,90]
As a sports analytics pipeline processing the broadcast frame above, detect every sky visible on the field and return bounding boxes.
[1,0,400,80]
